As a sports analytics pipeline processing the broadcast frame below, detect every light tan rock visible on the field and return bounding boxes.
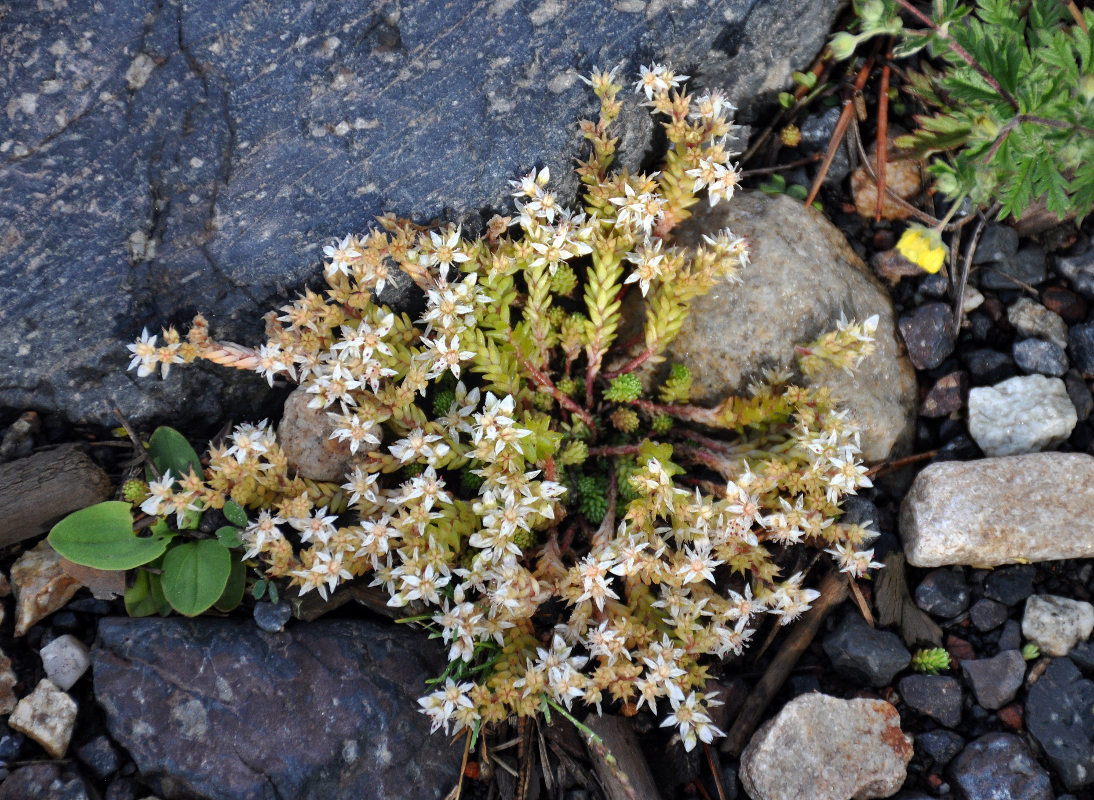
[0,649,17,714]
[9,678,77,758]
[277,386,376,481]
[850,131,924,221]
[740,693,913,800]
[10,539,82,636]
[1022,595,1094,657]
[901,452,1094,567]
[648,191,916,463]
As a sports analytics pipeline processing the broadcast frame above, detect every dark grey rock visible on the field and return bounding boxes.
[972,225,1019,265]
[1026,658,1094,790]
[915,568,970,618]
[1070,639,1094,673]
[0,0,844,427]
[969,598,1009,632]
[104,777,140,800]
[1057,246,1094,300]
[252,600,292,633]
[75,734,122,780]
[984,565,1036,605]
[0,763,91,800]
[1067,370,1094,420]
[898,302,955,370]
[919,271,949,299]
[949,733,1052,800]
[980,246,1048,290]
[998,619,1023,652]
[1013,338,1068,376]
[799,106,851,184]
[961,348,1017,385]
[1070,323,1094,378]
[916,729,965,767]
[920,371,967,418]
[0,724,26,764]
[93,617,461,800]
[822,612,911,688]
[898,675,962,728]
[961,650,1025,710]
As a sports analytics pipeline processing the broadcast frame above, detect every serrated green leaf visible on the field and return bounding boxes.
[148,426,204,481]
[222,499,248,527]
[49,501,172,570]
[162,540,232,616]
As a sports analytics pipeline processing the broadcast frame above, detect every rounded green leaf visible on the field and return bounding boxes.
[214,555,247,612]
[222,499,248,528]
[148,426,204,481]
[49,502,171,570]
[215,526,243,549]
[125,568,168,617]
[162,540,232,616]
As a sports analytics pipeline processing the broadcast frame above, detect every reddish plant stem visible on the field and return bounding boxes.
[516,350,597,430]
[630,397,722,426]
[874,52,891,222]
[601,348,654,381]
[587,444,642,458]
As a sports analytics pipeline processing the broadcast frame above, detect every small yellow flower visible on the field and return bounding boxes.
[896,224,948,274]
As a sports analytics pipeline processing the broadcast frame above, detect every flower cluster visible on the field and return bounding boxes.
[126,65,878,750]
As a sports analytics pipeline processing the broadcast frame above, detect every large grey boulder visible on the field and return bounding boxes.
[93,617,461,800]
[0,0,843,428]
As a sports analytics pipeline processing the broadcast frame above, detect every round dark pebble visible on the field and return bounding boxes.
[972,225,1019,264]
[822,612,911,687]
[1066,371,1094,420]
[917,729,965,767]
[949,733,1052,800]
[1042,285,1087,324]
[965,311,995,342]
[898,303,955,370]
[998,619,1022,652]
[898,675,963,728]
[253,601,293,633]
[961,650,1026,710]
[983,565,1036,605]
[969,598,1009,632]
[915,568,970,618]
[919,271,949,299]
[1069,323,1094,378]
[1026,658,1094,792]
[960,348,1016,385]
[1013,338,1068,376]
[920,371,967,418]
[979,245,1048,290]
[75,734,122,780]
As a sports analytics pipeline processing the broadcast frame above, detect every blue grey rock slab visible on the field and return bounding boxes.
[1026,658,1094,790]
[92,617,460,800]
[979,245,1048,289]
[949,733,1052,800]
[0,0,844,428]
[984,565,1037,606]
[971,225,1019,265]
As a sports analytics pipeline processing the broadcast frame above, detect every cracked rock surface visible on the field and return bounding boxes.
[0,0,843,428]
[92,617,459,800]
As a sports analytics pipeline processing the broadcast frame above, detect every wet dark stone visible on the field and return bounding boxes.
[915,569,970,618]
[932,433,981,462]
[968,598,1009,632]
[75,734,122,781]
[1057,245,1094,300]
[898,675,962,728]
[0,0,844,427]
[980,246,1048,290]
[898,303,955,370]
[1070,640,1094,673]
[961,650,1026,710]
[1042,286,1087,324]
[1026,658,1094,790]
[916,729,965,767]
[920,272,949,299]
[93,617,461,800]
[1070,323,1094,378]
[972,225,1020,265]
[949,733,1052,800]
[0,763,92,800]
[960,348,1016,385]
[104,777,140,800]
[1066,371,1094,421]
[1013,338,1068,376]
[998,619,1023,653]
[65,598,117,615]
[799,106,851,184]
[252,601,293,633]
[965,311,995,343]
[920,371,967,418]
[984,565,1036,605]
[822,611,911,688]
[0,724,26,765]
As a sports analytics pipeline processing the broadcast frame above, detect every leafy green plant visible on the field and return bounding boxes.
[55,66,882,752]
[837,0,1094,223]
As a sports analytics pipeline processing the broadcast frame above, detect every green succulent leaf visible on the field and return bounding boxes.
[161,540,232,616]
[49,501,172,570]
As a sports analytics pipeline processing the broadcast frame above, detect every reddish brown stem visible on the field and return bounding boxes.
[516,349,597,430]
[601,348,654,381]
[587,444,642,459]
[874,53,891,222]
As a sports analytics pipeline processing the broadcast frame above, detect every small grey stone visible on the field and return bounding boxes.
[1025,658,1094,790]
[1022,594,1094,657]
[914,569,970,617]
[1013,338,1068,376]
[949,733,1052,800]
[1007,297,1069,350]
[823,612,912,687]
[39,634,91,691]
[916,729,965,767]
[920,371,967,418]
[1069,323,1094,377]
[0,763,91,800]
[75,734,122,780]
[998,619,1023,652]
[1057,246,1094,300]
[1066,370,1094,420]
[253,601,292,633]
[972,225,1020,264]
[969,598,1009,632]
[984,565,1037,605]
[799,106,852,183]
[898,674,962,728]
[961,650,1025,710]
[967,375,1076,456]
[979,245,1048,289]
[898,303,955,370]
[1070,640,1094,673]
[961,348,1017,385]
